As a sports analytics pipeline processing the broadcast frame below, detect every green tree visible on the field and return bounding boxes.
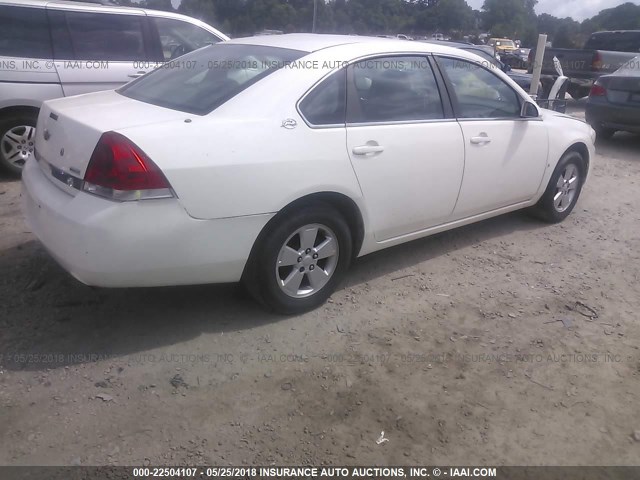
[482,0,530,38]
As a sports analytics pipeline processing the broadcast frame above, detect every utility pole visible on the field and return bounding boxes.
[312,0,318,33]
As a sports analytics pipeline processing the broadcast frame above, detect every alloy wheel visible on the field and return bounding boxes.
[1,125,36,169]
[553,164,580,213]
[275,223,339,298]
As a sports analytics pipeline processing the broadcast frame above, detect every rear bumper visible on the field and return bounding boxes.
[585,101,640,133]
[21,158,272,287]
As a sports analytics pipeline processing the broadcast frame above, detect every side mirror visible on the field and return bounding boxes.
[521,100,539,118]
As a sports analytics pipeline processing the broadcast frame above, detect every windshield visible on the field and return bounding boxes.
[118,44,306,115]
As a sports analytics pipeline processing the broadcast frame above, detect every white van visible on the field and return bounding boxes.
[0,0,228,174]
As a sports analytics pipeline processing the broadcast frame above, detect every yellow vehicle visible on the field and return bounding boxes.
[488,38,518,54]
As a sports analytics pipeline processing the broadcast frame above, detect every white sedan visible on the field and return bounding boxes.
[22,34,596,314]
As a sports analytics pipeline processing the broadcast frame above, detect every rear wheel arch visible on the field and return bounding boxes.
[241,193,362,313]
[245,192,365,273]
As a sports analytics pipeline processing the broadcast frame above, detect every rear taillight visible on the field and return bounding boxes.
[592,51,603,71]
[589,83,607,97]
[83,132,173,201]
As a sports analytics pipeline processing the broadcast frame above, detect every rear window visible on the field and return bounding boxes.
[584,32,640,52]
[0,5,52,59]
[118,44,306,115]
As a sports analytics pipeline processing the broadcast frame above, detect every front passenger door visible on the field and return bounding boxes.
[436,56,549,218]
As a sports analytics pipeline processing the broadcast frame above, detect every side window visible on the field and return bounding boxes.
[0,6,52,59]
[64,12,147,61]
[299,69,346,126]
[152,17,222,61]
[437,57,521,119]
[347,56,444,123]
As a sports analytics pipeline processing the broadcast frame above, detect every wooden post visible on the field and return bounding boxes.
[529,34,547,98]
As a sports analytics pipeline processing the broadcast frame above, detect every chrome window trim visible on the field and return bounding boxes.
[346,118,457,128]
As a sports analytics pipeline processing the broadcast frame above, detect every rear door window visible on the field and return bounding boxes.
[0,5,52,59]
[63,11,148,61]
[347,56,445,124]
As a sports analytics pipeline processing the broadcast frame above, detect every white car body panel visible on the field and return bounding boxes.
[346,121,464,241]
[453,119,549,217]
[22,158,272,287]
[22,34,596,288]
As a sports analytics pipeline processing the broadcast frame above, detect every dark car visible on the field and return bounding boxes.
[420,40,541,93]
[585,56,640,140]
[501,48,530,70]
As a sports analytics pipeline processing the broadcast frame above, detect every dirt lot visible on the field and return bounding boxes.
[1,101,639,467]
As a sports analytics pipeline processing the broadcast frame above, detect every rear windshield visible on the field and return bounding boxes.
[118,44,306,115]
[584,32,640,52]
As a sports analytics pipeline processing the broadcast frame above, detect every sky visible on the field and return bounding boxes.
[466,0,640,21]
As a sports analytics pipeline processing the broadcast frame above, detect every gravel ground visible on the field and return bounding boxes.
[1,100,639,466]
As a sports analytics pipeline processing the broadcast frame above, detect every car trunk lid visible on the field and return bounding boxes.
[35,90,187,193]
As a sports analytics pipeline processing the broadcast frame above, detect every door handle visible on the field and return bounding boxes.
[470,134,491,145]
[353,144,385,155]
[128,71,147,78]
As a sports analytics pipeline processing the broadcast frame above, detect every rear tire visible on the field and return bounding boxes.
[0,112,38,176]
[243,204,352,315]
[530,151,586,224]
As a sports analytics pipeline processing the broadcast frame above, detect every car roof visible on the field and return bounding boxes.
[0,0,141,9]
[0,0,229,40]
[227,33,480,58]
[0,0,186,18]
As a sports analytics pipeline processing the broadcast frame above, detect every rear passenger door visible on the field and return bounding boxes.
[345,56,465,241]
[47,6,152,97]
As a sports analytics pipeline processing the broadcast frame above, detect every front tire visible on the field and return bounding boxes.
[531,151,586,224]
[0,112,38,176]
[244,204,352,315]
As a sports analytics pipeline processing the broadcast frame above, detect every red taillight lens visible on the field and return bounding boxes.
[590,83,607,97]
[84,132,173,201]
[592,52,603,71]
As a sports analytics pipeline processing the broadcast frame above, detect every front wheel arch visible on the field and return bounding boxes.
[563,142,590,175]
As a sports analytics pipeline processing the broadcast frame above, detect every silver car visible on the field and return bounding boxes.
[0,0,228,175]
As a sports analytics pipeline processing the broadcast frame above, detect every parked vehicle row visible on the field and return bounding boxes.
[0,0,228,174]
[529,30,640,100]
[22,35,596,314]
[586,55,640,140]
